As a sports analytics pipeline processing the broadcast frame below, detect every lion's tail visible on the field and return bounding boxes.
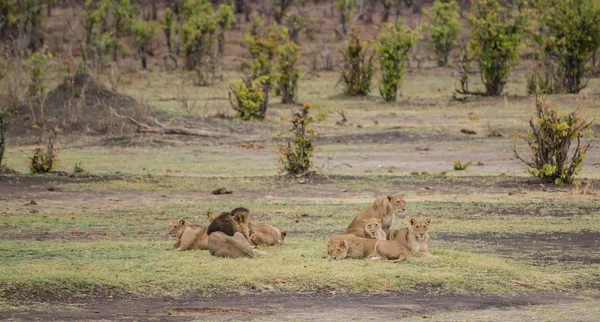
[251,249,270,256]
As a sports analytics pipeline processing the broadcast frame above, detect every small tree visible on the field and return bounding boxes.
[181,0,216,70]
[277,40,301,104]
[162,8,176,54]
[466,0,528,96]
[216,4,235,55]
[335,0,356,39]
[111,0,139,62]
[276,102,316,176]
[28,49,53,95]
[513,96,594,185]
[531,0,600,94]
[425,0,461,67]
[339,26,375,96]
[273,0,297,24]
[376,20,422,102]
[29,128,59,174]
[131,20,157,70]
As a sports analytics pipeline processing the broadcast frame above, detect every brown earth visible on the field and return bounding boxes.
[0,291,579,321]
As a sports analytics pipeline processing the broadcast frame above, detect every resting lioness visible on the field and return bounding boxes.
[388,218,432,257]
[327,235,408,261]
[169,219,208,251]
[345,194,406,236]
[250,223,288,246]
[208,231,254,258]
[344,217,386,240]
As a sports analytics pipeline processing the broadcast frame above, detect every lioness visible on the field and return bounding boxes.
[208,231,254,258]
[250,223,288,247]
[345,194,406,236]
[168,219,208,251]
[388,218,432,257]
[207,207,252,241]
[327,235,408,261]
[344,218,386,240]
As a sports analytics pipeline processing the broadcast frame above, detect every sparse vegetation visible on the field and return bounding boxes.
[28,128,58,174]
[453,160,472,171]
[376,20,422,102]
[276,102,316,176]
[73,162,85,173]
[513,96,594,185]
[131,20,158,70]
[27,50,52,95]
[339,26,375,96]
[277,39,301,104]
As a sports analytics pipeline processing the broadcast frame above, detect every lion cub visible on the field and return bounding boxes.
[168,219,208,251]
[345,218,386,240]
[388,218,432,257]
[327,235,408,262]
[250,224,288,247]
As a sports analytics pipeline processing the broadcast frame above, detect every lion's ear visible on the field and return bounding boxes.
[179,219,186,225]
[425,218,431,224]
[378,218,383,224]
[387,194,394,201]
[281,230,288,239]
[410,218,416,225]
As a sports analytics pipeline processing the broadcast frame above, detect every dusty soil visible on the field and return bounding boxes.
[0,291,579,321]
[437,231,600,264]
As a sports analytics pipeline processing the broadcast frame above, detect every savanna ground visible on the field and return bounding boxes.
[2,3,600,321]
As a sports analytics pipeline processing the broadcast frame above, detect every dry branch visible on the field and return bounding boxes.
[109,107,224,138]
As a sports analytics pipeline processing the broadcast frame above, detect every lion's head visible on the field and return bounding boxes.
[168,219,187,239]
[363,217,383,238]
[387,194,406,217]
[280,230,289,244]
[409,218,431,240]
[328,240,348,260]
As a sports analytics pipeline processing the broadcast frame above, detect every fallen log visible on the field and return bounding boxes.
[109,107,224,138]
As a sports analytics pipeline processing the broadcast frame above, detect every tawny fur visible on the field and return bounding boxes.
[250,223,288,247]
[208,231,254,258]
[327,234,408,261]
[387,218,432,257]
[168,219,208,251]
[344,194,406,236]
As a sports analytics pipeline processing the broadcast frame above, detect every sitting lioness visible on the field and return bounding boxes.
[327,235,408,261]
[208,231,254,258]
[250,223,288,247]
[388,218,432,257]
[345,194,406,237]
[344,218,386,240]
[168,219,208,251]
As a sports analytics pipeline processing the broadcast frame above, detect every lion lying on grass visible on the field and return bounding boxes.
[250,224,288,247]
[206,207,269,258]
[327,235,408,262]
[388,218,432,257]
[345,194,406,236]
[168,219,208,251]
[345,217,386,240]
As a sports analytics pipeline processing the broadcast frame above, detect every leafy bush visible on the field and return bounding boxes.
[276,103,317,176]
[529,0,600,94]
[513,96,593,184]
[376,20,422,102]
[181,0,216,70]
[216,4,235,55]
[277,40,301,104]
[425,0,461,67]
[453,160,472,171]
[29,128,58,174]
[339,26,375,96]
[228,79,266,120]
[466,0,528,96]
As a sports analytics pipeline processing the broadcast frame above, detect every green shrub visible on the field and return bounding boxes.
[228,79,266,120]
[29,128,58,174]
[277,40,301,104]
[453,160,472,171]
[28,50,53,95]
[73,162,85,173]
[530,0,600,94]
[276,102,317,176]
[376,20,422,102]
[425,0,461,67]
[216,4,235,55]
[339,26,375,96]
[467,0,528,96]
[181,0,216,70]
[131,20,157,70]
[513,96,593,184]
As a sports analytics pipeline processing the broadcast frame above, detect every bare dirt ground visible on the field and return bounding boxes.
[1,291,579,321]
